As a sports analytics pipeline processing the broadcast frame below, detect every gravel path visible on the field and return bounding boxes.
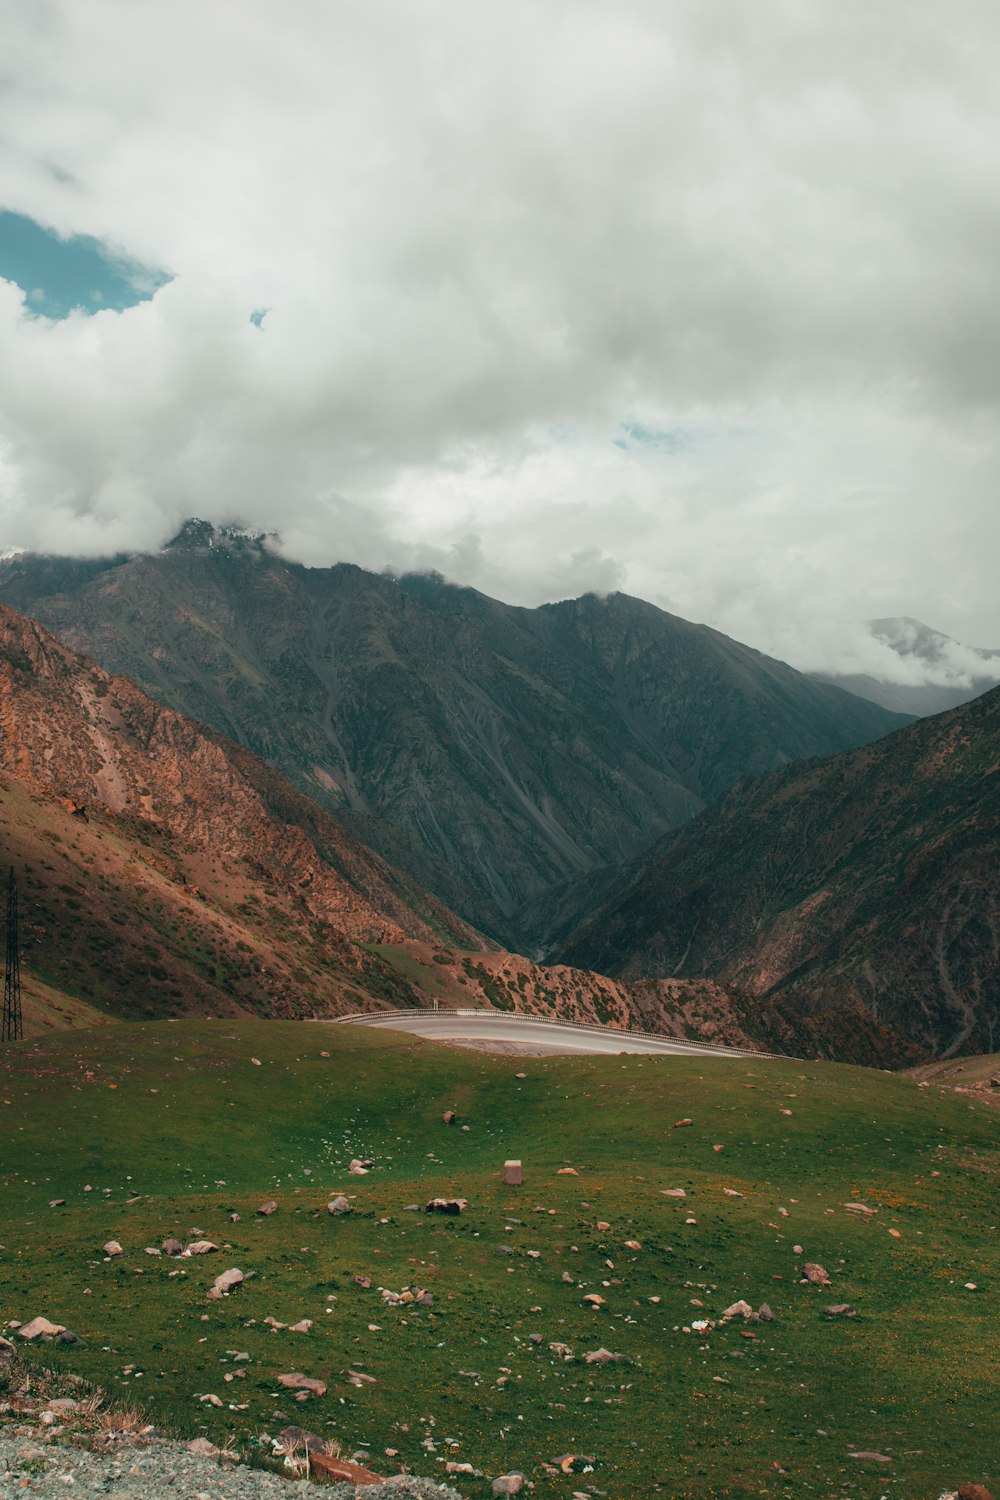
[0,1434,465,1500]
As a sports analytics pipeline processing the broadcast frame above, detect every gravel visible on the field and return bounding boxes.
[0,1434,466,1500]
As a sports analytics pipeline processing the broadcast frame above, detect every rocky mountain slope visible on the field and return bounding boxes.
[555,687,1000,1060]
[3,600,824,1055]
[814,616,1000,716]
[0,522,908,948]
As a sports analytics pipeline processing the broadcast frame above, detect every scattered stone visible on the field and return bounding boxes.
[144,1246,162,1256]
[48,1199,66,1208]
[256,1200,279,1216]
[447,1461,478,1475]
[56,1330,85,1346]
[328,1196,351,1215]
[957,1485,995,1500]
[583,1294,605,1307]
[557,1167,579,1175]
[723,1188,743,1197]
[354,1274,373,1289]
[264,1316,287,1330]
[185,1240,218,1255]
[584,1347,624,1364]
[823,1304,857,1318]
[16,1317,66,1341]
[443,1110,457,1125]
[802,1262,832,1285]
[278,1373,327,1396]
[561,1271,575,1284]
[758,1303,777,1322]
[847,1451,891,1462]
[504,1160,523,1187]
[349,1158,373,1175]
[425,1197,468,1214]
[187,1438,221,1458]
[289,1319,313,1333]
[721,1300,755,1320]
[624,1239,641,1250]
[277,1424,327,1453]
[843,1202,877,1216]
[528,1333,543,1344]
[162,1238,184,1256]
[492,1473,526,1495]
[103,1240,123,1257]
[661,1188,686,1197]
[673,1118,694,1128]
[310,1451,384,1484]
[403,1203,421,1211]
[211,1268,245,1296]
[549,1341,574,1358]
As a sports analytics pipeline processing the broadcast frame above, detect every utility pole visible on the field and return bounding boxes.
[3,867,23,1043]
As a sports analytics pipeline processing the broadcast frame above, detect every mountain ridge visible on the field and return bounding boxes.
[0,523,910,949]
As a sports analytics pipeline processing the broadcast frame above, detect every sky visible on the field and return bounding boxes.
[1,0,999,686]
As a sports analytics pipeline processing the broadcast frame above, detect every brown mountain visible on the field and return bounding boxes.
[555,686,1000,1061]
[1,598,808,1054]
[0,522,908,949]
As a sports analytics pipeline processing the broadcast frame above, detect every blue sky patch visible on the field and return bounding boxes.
[0,210,169,317]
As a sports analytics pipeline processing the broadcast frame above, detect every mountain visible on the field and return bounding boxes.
[0,522,909,949]
[813,616,1000,716]
[554,686,1000,1060]
[2,598,817,1055]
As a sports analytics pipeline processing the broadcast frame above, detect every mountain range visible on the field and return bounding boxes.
[815,616,1000,716]
[0,521,907,950]
[555,683,1000,1059]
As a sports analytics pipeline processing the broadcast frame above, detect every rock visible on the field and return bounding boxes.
[447,1461,478,1474]
[673,1118,694,1127]
[144,1246,162,1256]
[0,1335,15,1362]
[584,1347,623,1363]
[187,1438,221,1457]
[549,1341,574,1357]
[264,1316,287,1330]
[847,1451,891,1462]
[425,1197,468,1213]
[492,1473,526,1495]
[624,1239,641,1250]
[211,1267,244,1296]
[443,1110,457,1125]
[661,1188,686,1197]
[583,1293,605,1307]
[289,1319,313,1332]
[802,1262,832,1285]
[256,1200,279,1216]
[823,1303,856,1318]
[596,1220,610,1231]
[557,1167,579,1176]
[162,1238,184,1256]
[278,1373,327,1396]
[528,1332,543,1344]
[184,1240,218,1255]
[416,1292,434,1307]
[55,1330,84,1346]
[103,1240,123,1257]
[723,1188,743,1197]
[402,1203,420,1212]
[354,1274,373,1289]
[328,1196,351,1215]
[349,1159,372,1176]
[561,1271,575,1284]
[757,1303,777,1322]
[16,1317,66,1341]
[721,1300,755,1320]
[46,1398,78,1413]
[957,1486,995,1500]
[842,1202,877,1216]
[48,1199,66,1208]
[504,1160,523,1186]
[310,1452,384,1484]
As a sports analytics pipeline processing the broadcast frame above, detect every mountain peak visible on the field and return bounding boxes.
[164,518,276,555]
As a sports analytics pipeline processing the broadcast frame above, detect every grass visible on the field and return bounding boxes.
[0,1019,997,1499]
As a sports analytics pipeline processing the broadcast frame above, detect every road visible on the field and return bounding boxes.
[334,1008,766,1058]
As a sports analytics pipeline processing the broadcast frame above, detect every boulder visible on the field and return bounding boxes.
[584,1347,623,1363]
[823,1303,856,1318]
[187,1438,221,1458]
[492,1474,526,1495]
[660,1188,686,1197]
[310,1452,383,1484]
[425,1197,468,1214]
[721,1300,755,1319]
[103,1240,123,1257]
[211,1268,245,1296]
[185,1240,219,1255]
[277,1425,327,1454]
[328,1196,351,1216]
[256,1200,279,1217]
[16,1317,66,1341]
[758,1303,777,1322]
[289,1319,313,1333]
[162,1238,184,1257]
[278,1373,327,1397]
[802,1262,832,1285]
[957,1486,995,1500]
[442,1110,457,1125]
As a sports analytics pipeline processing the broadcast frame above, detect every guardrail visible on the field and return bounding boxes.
[326,1005,777,1060]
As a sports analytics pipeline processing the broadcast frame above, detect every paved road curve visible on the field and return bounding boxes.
[334,1008,768,1059]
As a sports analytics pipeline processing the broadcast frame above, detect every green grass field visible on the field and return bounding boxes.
[1,1020,997,1498]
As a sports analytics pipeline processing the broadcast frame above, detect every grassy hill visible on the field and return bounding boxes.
[2,1021,997,1497]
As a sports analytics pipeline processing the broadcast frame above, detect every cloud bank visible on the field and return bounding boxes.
[1,0,1000,672]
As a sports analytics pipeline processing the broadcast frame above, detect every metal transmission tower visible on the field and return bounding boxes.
[3,866,23,1043]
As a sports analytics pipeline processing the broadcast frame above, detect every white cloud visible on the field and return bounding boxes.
[1,0,1000,667]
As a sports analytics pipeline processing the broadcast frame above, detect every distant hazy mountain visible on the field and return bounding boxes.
[813,616,1000,716]
[555,686,1000,1060]
[0,520,908,948]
